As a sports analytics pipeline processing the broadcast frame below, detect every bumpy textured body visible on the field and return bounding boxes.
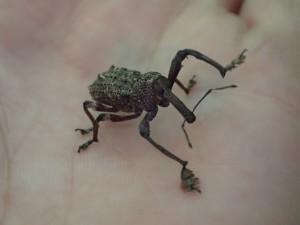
[89,66,169,112]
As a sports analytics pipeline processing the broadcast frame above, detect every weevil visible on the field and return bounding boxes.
[75,49,247,193]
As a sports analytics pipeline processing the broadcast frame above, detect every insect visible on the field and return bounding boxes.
[75,49,247,193]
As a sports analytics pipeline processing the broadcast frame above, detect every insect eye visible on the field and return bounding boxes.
[157,87,164,96]
[152,82,165,97]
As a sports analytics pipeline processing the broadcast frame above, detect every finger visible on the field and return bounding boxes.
[219,0,244,14]
[240,0,300,28]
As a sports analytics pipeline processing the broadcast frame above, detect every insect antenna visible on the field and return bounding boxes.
[182,85,237,148]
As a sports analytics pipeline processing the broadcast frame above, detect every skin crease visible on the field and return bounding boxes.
[0,0,300,224]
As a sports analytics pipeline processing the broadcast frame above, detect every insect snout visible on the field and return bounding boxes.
[184,112,196,123]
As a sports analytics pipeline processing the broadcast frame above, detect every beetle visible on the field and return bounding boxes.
[75,49,247,193]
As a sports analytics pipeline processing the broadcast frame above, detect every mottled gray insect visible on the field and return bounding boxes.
[75,49,247,193]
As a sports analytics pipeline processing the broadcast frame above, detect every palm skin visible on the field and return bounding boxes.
[0,1,299,225]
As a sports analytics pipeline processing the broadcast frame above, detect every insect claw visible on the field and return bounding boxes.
[77,145,86,153]
[181,166,201,194]
[195,187,202,193]
[188,75,197,90]
[77,146,84,153]
[77,140,93,153]
[75,128,92,135]
[224,49,248,72]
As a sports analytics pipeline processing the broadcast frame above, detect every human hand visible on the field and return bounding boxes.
[0,1,299,224]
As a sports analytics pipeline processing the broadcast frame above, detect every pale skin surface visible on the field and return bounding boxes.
[0,0,300,224]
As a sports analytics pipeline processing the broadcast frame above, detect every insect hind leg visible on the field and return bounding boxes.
[76,102,141,153]
[75,101,118,152]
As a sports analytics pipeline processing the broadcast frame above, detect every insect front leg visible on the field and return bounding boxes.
[139,107,201,193]
[168,49,247,89]
[139,107,187,166]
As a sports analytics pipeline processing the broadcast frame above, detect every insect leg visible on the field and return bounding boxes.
[77,112,142,152]
[101,112,142,122]
[76,101,117,152]
[175,75,196,94]
[139,107,201,192]
[168,49,247,89]
[182,85,237,148]
[139,107,187,166]
[76,112,142,134]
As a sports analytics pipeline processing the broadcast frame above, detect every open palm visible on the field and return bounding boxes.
[0,1,299,225]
